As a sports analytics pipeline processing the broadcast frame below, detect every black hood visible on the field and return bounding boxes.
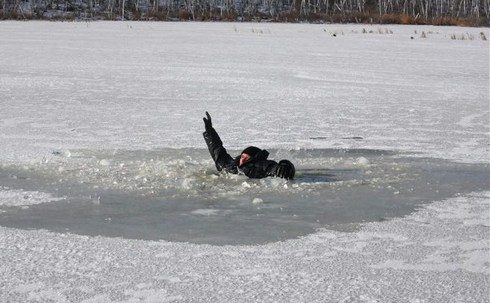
[241,146,262,158]
[238,147,269,164]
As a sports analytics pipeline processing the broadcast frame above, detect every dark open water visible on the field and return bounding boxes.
[0,148,488,245]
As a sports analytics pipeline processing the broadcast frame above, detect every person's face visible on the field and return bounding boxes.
[239,153,251,167]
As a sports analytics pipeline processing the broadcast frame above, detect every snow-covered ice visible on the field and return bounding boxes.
[0,21,489,302]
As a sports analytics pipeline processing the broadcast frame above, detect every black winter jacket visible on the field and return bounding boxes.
[203,128,279,179]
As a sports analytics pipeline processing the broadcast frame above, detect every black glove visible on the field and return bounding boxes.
[274,160,295,180]
[203,111,213,132]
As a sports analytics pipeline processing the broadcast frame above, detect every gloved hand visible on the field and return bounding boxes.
[274,160,295,180]
[203,111,213,131]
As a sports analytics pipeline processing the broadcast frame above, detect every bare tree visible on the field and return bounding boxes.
[2,0,487,22]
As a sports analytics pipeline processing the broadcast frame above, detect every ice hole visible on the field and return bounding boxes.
[0,148,488,245]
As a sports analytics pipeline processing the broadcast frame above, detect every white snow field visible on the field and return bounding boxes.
[1,21,489,302]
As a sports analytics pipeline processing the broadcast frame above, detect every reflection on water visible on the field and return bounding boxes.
[0,148,489,245]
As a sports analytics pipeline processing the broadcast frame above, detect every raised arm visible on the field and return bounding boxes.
[202,112,237,174]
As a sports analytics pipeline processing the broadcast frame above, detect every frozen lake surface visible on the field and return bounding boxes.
[0,21,489,302]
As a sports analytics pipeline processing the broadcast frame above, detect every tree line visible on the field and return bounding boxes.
[2,0,489,25]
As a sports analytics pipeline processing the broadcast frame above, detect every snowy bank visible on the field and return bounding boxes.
[1,192,489,302]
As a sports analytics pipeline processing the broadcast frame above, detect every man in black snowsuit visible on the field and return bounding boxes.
[202,112,295,180]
